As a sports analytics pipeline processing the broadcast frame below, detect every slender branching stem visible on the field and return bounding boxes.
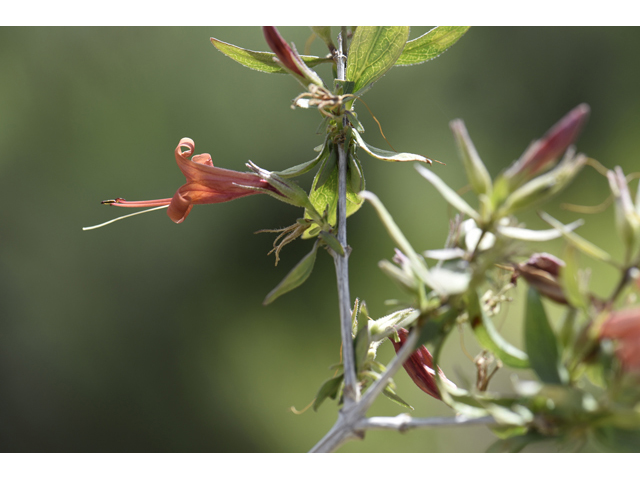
[312,28,493,454]
[332,30,359,406]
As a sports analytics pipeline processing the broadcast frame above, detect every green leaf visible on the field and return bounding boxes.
[313,374,344,411]
[489,424,529,440]
[275,138,331,178]
[395,26,470,66]
[352,129,430,163]
[497,220,584,242]
[318,231,344,256]
[348,152,365,193]
[302,156,364,239]
[559,244,589,310]
[334,79,355,96]
[524,287,569,384]
[592,426,640,452]
[468,290,530,369]
[346,26,410,95]
[416,165,481,222]
[539,212,615,265]
[487,431,546,453]
[345,110,365,133]
[382,385,414,410]
[359,191,437,293]
[416,308,458,350]
[210,37,331,74]
[263,242,318,305]
[311,27,335,51]
[353,325,370,372]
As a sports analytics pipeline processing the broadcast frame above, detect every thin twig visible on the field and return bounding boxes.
[333,30,359,406]
[357,414,497,432]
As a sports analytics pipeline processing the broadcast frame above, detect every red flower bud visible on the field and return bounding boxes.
[512,253,568,305]
[262,26,305,78]
[390,328,450,400]
[504,104,590,189]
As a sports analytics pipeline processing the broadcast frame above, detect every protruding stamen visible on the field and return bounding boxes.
[83,205,169,231]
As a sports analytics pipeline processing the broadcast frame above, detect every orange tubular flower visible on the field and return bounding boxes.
[390,328,450,400]
[600,308,640,373]
[106,138,279,223]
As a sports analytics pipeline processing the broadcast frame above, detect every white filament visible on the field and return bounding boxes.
[82,205,169,231]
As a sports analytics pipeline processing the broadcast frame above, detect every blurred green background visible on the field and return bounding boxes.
[1,26,639,452]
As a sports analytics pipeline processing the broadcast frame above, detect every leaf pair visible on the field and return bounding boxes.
[211,26,470,96]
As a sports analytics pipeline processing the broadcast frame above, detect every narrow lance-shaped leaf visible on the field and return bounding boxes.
[524,287,569,384]
[468,290,530,369]
[352,129,431,163]
[382,385,414,410]
[497,219,584,242]
[313,374,344,411]
[353,324,370,372]
[275,137,331,178]
[359,191,438,293]
[559,244,589,310]
[210,37,331,75]
[415,165,480,222]
[346,26,410,95]
[263,242,319,305]
[395,26,470,66]
[539,211,615,265]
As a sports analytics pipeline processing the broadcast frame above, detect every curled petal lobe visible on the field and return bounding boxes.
[167,190,193,224]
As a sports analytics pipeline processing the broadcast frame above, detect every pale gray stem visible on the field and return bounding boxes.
[357,414,497,431]
[332,30,359,406]
[310,327,421,452]
[311,29,493,454]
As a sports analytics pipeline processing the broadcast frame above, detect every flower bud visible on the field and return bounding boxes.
[390,328,452,400]
[262,26,323,87]
[512,253,567,304]
[502,104,590,191]
[500,152,586,215]
[450,119,492,196]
